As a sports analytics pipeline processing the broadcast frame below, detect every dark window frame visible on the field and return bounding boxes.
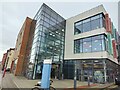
[74,13,105,35]
[74,34,107,54]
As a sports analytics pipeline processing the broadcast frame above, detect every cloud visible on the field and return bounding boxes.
[0,2,42,61]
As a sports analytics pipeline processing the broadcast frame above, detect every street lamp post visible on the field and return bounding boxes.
[88,75,90,86]
[74,61,77,90]
[88,68,91,86]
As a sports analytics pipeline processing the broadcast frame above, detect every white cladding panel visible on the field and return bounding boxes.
[64,5,118,64]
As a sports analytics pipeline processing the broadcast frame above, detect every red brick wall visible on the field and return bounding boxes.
[105,13,112,33]
[14,17,33,76]
[112,40,117,59]
[23,20,36,76]
[1,53,7,70]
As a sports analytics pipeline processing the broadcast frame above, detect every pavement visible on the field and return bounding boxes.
[0,71,2,89]
[0,72,118,90]
[0,72,19,90]
[0,72,38,90]
[108,84,120,90]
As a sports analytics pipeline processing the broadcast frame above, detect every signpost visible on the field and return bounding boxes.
[41,59,52,89]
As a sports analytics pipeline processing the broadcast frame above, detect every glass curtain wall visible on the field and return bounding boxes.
[63,59,115,83]
[74,13,105,35]
[28,4,65,79]
[74,34,107,54]
[106,60,118,82]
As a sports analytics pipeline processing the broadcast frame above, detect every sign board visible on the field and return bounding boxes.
[43,59,52,64]
[41,59,52,89]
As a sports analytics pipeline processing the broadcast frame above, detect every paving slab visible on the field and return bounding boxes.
[0,72,115,89]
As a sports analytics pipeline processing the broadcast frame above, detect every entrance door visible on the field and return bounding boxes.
[51,64,59,79]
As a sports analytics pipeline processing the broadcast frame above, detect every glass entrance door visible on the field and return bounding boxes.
[51,64,59,79]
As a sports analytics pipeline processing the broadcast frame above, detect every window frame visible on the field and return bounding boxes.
[74,13,105,35]
[74,34,107,54]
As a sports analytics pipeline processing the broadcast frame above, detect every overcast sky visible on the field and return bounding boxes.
[0,1,119,61]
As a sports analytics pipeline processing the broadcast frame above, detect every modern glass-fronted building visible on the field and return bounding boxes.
[17,3,120,83]
[64,5,120,83]
[27,3,65,79]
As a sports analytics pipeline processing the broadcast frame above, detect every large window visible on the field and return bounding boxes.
[83,37,91,53]
[74,34,107,53]
[74,13,105,35]
[63,59,105,83]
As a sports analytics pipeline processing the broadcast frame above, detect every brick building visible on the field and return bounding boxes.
[13,17,36,76]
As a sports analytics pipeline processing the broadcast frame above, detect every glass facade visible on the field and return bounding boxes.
[74,13,105,35]
[28,4,66,79]
[24,4,120,83]
[63,59,118,83]
[74,34,107,53]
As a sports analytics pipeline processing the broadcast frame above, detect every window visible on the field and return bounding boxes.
[83,18,90,23]
[91,14,99,20]
[31,48,36,56]
[91,19,100,30]
[100,17,103,28]
[30,55,35,60]
[83,22,91,32]
[83,41,91,53]
[74,24,82,34]
[83,37,91,53]
[74,13,105,35]
[74,34,106,54]
[92,35,102,52]
[80,40,83,53]
[92,39,102,52]
[35,28,39,35]
[74,40,80,53]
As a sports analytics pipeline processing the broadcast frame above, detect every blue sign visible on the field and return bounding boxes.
[41,59,52,89]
